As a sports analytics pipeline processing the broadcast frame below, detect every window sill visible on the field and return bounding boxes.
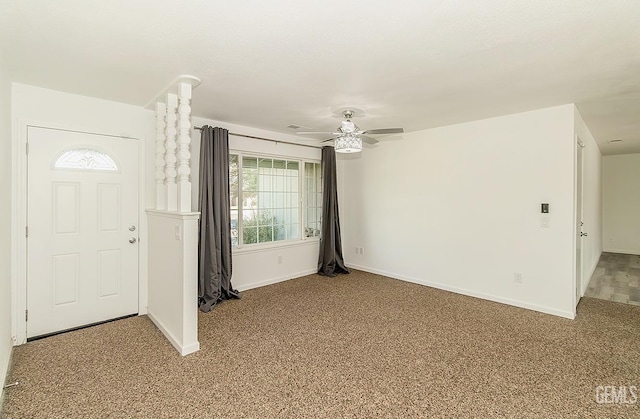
[232,238,320,255]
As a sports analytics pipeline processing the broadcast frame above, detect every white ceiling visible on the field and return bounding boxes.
[1,0,639,155]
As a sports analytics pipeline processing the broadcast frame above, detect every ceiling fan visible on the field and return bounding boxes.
[297,110,404,153]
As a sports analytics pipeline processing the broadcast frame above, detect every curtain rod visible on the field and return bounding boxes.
[193,126,322,149]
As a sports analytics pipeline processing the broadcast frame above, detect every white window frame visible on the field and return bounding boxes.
[230,150,321,253]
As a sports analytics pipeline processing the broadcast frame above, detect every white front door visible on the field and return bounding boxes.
[27,127,139,338]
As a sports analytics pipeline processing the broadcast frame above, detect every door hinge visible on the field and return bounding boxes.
[25,142,29,155]
[25,310,28,322]
[25,226,28,238]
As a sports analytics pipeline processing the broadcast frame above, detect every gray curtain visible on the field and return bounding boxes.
[318,146,350,277]
[198,126,240,312]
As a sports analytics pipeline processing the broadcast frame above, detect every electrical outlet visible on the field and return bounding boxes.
[514,273,523,284]
[277,255,283,264]
[360,247,365,255]
[540,216,550,228]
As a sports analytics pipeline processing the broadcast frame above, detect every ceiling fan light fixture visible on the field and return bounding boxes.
[334,134,362,153]
[341,120,356,133]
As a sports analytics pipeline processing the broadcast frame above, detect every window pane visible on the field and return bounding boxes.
[258,226,273,243]
[244,227,258,244]
[303,162,322,237]
[235,156,318,248]
[273,160,286,176]
[287,208,296,224]
[305,162,313,177]
[231,209,239,247]
[259,158,272,169]
[243,209,257,222]
[258,210,274,226]
[243,192,257,211]
[243,169,258,192]
[243,156,257,169]
[260,174,271,192]
[287,224,299,240]
[230,155,239,210]
[275,208,285,224]
[274,192,284,208]
[54,148,118,171]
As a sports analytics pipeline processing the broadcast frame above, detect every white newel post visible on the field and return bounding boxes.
[177,82,192,212]
[165,93,178,212]
[155,102,167,210]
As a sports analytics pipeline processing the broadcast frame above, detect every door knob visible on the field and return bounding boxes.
[129,237,137,243]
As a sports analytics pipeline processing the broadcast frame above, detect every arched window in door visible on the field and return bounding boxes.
[53,147,119,172]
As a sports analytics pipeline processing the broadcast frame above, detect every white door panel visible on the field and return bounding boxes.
[27,127,139,338]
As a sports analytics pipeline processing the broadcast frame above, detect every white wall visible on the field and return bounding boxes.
[11,84,155,344]
[602,153,640,255]
[339,104,577,318]
[574,108,602,294]
[190,116,321,291]
[0,50,14,400]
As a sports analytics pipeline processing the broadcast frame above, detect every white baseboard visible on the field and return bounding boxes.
[235,269,317,292]
[603,247,640,256]
[179,342,200,356]
[0,345,13,409]
[147,310,200,356]
[347,263,575,320]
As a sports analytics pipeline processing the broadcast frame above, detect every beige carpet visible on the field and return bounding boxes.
[2,270,639,418]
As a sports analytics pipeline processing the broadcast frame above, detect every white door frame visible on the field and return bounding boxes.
[11,119,148,345]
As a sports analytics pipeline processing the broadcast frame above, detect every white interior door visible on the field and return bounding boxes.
[27,127,139,338]
[576,138,584,305]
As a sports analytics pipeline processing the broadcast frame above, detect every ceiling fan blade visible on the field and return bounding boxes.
[362,128,404,135]
[361,136,379,145]
[297,131,340,135]
[321,137,338,143]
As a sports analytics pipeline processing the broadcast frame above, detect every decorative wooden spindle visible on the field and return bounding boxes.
[177,82,192,213]
[164,93,178,211]
[155,102,167,210]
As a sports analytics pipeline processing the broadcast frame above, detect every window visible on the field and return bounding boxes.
[229,153,321,248]
[53,148,118,171]
[304,162,322,237]
[230,155,240,246]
